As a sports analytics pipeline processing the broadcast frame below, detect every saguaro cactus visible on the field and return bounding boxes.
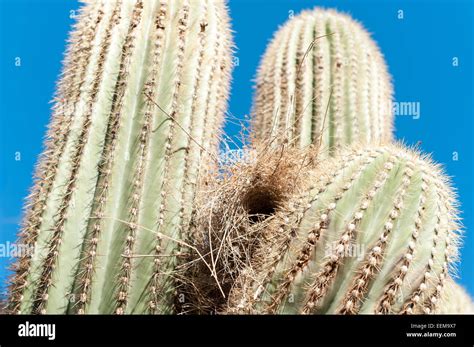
[226,145,461,314]
[8,0,232,314]
[253,9,393,154]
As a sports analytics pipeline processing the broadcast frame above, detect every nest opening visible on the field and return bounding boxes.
[181,142,319,314]
[242,185,281,223]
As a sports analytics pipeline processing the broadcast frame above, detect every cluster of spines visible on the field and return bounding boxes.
[8,0,232,314]
[252,9,393,153]
[227,145,461,314]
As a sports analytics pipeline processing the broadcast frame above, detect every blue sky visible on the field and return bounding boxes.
[0,0,472,298]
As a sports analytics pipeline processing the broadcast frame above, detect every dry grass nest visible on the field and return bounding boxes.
[177,139,320,314]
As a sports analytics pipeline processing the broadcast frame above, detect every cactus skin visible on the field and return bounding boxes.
[436,279,474,314]
[253,9,393,154]
[8,0,232,314]
[226,145,461,314]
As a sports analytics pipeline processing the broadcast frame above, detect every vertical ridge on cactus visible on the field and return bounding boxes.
[252,8,393,153]
[7,0,233,314]
[225,144,461,314]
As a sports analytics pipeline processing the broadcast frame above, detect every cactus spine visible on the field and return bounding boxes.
[226,145,461,314]
[253,9,393,153]
[8,0,232,314]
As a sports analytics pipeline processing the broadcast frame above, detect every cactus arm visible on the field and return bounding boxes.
[125,0,232,314]
[9,0,232,314]
[44,0,129,314]
[8,1,104,314]
[23,0,117,314]
[252,9,394,153]
[226,145,461,315]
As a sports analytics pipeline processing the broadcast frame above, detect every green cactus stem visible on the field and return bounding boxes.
[226,144,461,314]
[253,8,393,154]
[8,0,232,314]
